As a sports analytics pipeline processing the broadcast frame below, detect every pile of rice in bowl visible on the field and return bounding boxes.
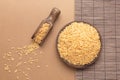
[57,22,101,68]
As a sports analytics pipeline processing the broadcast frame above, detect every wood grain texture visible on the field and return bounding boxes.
[75,0,120,80]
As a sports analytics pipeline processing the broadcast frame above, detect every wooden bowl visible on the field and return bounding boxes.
[56,21,101,69]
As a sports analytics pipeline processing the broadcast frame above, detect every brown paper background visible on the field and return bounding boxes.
[0,0,75,80]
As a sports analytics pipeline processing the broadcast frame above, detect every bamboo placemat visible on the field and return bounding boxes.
[75,0,120,80]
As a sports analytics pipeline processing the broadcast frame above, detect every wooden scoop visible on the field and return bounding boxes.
[32,8,61,45]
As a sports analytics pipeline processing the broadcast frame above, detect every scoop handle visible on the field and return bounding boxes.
[46,8,61,23]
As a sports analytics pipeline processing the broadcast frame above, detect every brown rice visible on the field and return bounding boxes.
[57,22,101,66]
